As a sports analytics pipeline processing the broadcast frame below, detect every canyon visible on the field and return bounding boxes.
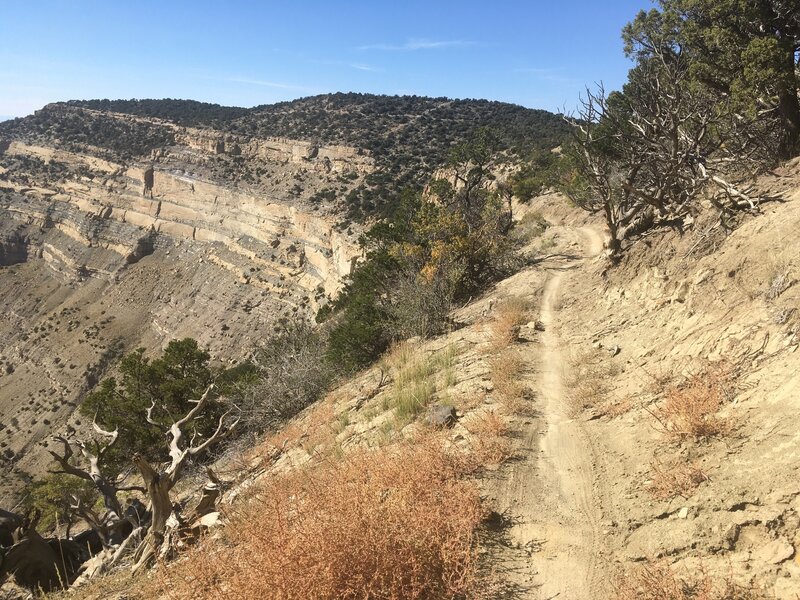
[0,107,372,505]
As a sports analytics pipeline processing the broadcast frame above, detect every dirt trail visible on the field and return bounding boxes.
[534,266,603,598]
[489,224,607,599]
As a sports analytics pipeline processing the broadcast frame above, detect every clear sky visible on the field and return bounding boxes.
[0,0,653,119]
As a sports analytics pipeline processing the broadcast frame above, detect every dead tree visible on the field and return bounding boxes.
[563,47,779,255]
[131,384,238,573]
[47,416,144,546]
[563,84,642,256]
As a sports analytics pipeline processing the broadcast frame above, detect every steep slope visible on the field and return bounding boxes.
[506,167,800,596]
[12,167,799,599]
[0,134,364,506]
[0,96,567,509]
[555,161,800,596]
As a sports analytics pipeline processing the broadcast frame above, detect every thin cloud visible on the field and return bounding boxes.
[226,77,313,91]
[358,38,476,51]
[350,63,383,72]
[514,67,579,84]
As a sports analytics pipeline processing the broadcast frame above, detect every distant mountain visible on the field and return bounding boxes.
[1,93,570,219]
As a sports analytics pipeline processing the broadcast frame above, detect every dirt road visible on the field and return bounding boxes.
[489,225,607,599]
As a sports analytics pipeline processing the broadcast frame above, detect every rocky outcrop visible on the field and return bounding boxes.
[175,129,373,174]
[240,138,372,174]
[2,142,361,295]
[0,229,27,266]
[0,136,365,507]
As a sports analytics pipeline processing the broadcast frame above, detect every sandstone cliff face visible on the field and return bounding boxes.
[175,130,372,173]
[0,130,366,505]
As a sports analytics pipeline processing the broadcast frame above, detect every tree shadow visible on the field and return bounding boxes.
[475,509,543,598]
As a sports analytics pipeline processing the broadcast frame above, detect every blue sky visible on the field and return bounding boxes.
[0,0,653,119]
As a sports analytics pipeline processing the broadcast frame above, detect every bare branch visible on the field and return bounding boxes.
[174,384,215,430]
[48,437,93,482]
[145,399,165,428]
[116,485,147,494]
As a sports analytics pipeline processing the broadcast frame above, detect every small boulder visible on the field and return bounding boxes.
[426,404,457,428]
[722,523,740,550]
[199,511,222,529]
[755,538,794,564]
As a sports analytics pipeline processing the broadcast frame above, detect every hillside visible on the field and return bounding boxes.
[2,94,569,220]
[0,95,567,509]
[3,98,799,600]
[37,168,800,599]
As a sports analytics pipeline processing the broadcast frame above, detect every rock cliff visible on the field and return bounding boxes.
[0,128,366,504]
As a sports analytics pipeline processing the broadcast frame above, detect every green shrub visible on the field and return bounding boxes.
[81,338,246,474]
[23,473,99,533]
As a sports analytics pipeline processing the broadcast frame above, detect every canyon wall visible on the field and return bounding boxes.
[0,133,366,505]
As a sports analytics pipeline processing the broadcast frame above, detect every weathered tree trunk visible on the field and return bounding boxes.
[603,203,622,257]
[131,385,238,574]
[131,456,173,574]
[777,85,800,157]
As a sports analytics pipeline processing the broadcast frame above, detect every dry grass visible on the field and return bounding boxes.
[765,260,793,301]
[489,349,524,396]
[651,367,733,441]
[512,211,549,248]
[385,343,459,426]
[149,435,485,600]
[604,396,636,418]
[489,349,534,415]
[539,234,557,253]
[614,563,765,600]
[484,296,535,415]
[466,410,514,466]
[381,339,417,371]
[44,571,147,600]
[246,394,338,466]
[452,391,485,412]
[646,459,709,500]
[488,296,531,351]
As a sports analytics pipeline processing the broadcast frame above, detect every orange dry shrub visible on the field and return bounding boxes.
[653,368,733,441]
[152,436,485,600]
[614,563,764,600]
[251,394,338,463]
[646,459,708,500]
[489,350,524,396]
[468,411,514,466]
[488,349,535,416]
[488,296,531,351]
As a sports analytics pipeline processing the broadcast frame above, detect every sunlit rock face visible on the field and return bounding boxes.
[0,111,368,505]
